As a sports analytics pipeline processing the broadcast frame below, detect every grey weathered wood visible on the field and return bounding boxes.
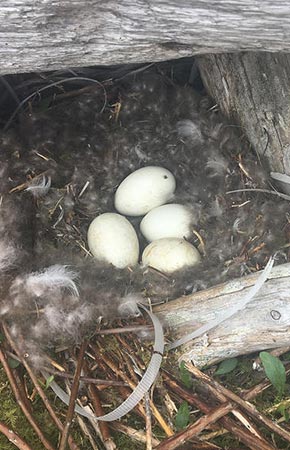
[155,263,290,367]
[197,53,290,177]
[2,1,290,75]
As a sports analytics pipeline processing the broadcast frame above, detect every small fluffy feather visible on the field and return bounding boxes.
[25,265,79,297]
[9,265,79,306]
[117,294,142,318]
[205,154,228,177]
[177,119,203,143]
[0,241,17,271]
[32,304,93,339]
[26,175,51,197]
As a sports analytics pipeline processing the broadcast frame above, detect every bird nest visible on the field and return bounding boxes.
[0,60,289,449]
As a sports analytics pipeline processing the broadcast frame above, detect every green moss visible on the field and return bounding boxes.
[112,431,145,450]
[1,346,289,449]
[0,367,92,449]
[213,433,249,449]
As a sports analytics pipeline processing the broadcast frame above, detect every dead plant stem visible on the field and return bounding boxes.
[186,363,290,444]
[59,342,87,450]
[0,346,55,450]
[155,403,233,450]
[2,323,80,450]
[0,420,33,450]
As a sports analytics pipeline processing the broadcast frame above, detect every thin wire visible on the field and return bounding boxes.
[227,188,290,202]
[4,77,107,131]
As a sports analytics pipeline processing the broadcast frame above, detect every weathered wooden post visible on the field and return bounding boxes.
[1,1,290,74]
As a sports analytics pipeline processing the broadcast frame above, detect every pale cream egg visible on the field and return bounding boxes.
[114,166,176,216]
[142,238,201,273]
[87,213,139,268]
[140,204,192,241]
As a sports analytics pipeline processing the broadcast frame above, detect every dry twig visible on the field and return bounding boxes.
[162,370,275,450]
[145,392,153,450]
[186,363,290,445]
[110,422,161,447]
[75,415,100,450]
[155,403,233,450]
[83,360,116,450]
[0,346,55,450]
[59,342,87,450]
[0,420,33,450]
[95,324,152,335]
[92,342,174,436]
[2,323,80,450]
[47,370,127,387]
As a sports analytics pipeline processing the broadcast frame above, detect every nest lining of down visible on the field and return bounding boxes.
[0,66,289,362]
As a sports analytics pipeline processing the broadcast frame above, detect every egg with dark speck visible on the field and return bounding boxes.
[114,166,176,216]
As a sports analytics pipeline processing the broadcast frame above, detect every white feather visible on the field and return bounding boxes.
[205,155,228,177]
[177,119,203,142]
[26,175,51,197]
[118,294,142,317]
[25,265,79,297]
[42,305,91,335]
[0,241,17,271]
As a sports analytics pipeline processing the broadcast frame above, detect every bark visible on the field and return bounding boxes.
[197,53,290,176]
[2,1,290,75]
[155,262,290,367]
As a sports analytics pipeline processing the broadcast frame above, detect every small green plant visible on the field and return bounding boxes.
[259,351,286,396]
[175,401,190,430]
[215,357,238,376]
[45,375,54,390]
[7,358,20,369]
[179,361,193,389]
[277,403,290,422]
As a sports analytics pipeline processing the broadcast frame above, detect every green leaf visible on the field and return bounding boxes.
[179,361,193,389]
[7,357,20,369]
[277,404,290,422]
[260,351,286,396]
[0,333,4,343]
[45,375,55,390]
[215,358,238,376]
[175,401,190,430]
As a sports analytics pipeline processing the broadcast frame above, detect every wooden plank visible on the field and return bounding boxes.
[2,1,290,75]
[197,53,290,177]
[155,263,290,367]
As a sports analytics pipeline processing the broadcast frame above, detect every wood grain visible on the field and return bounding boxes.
[155,262,290,367]
[2,1,290,74]
[197,53,290,176]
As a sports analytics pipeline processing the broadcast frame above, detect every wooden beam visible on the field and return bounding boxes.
[197,53,290,176]
[2,1,290,75]
[155,263,290,367]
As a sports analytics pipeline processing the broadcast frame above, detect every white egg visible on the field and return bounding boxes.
[114,166,176,216]
[140,204,192,242]
[87,213,139,269]
[142,238,201,273]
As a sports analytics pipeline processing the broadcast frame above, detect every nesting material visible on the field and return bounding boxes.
[142,238,201,273]
[87,213,139,268]
[0,64,289,362]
